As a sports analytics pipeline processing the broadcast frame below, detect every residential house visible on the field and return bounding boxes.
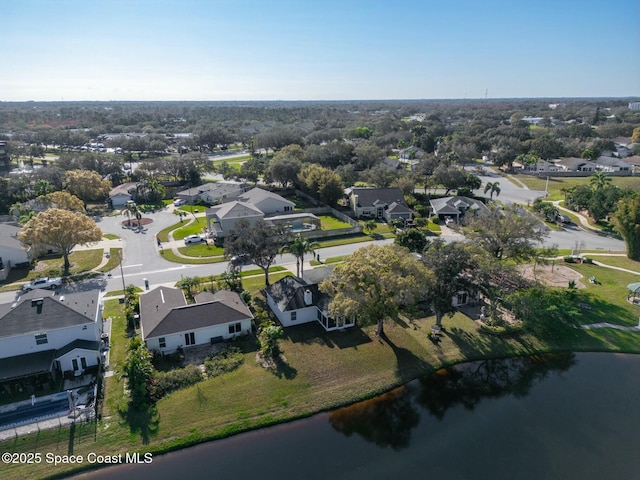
[429,196,488,223]
[265,269,355,332]
[0,223,29,280]
[175,182,248,205]
[398,146,425,161]
[553,157,596,172]
[515,158,557,173]
[0,289,102,391]
[348,187,413,222]
[109,182,139,209]
[205,201,264,239]
[140,286,253,355]
[623,155,640,174]
[594,156,631,173]
[236,187,295,215]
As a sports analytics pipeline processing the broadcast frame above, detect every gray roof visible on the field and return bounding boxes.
[430,196,488,216]
[0,289,100,339]
[237,187,295,207]
[140,287,253,339]
[55,339,101,358]
[177,181,247,198]
[109,182,138,198]
[350,187,409,209]
[0,349,56,381]
[595,156,631,168]
[206,201,264,220]
[265,276,331,314]
[0,223,24,250]
[553,157,596,170]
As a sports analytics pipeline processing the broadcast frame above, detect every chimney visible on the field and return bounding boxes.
[303,289,313,306]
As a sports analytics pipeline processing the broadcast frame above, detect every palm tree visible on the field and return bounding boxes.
[121,202,141,227]
[363,219,377,236]
[281,234,319,279]
[589,172,611,190]
[483,181,501,200]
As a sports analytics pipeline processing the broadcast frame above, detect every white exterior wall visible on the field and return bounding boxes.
[0,322,100,360]
[56,348,100,372]
[146,319,252,355]
[219,215,262,235]
[266,294,318,327]
[254,197,294,215]
[0,244,29,267]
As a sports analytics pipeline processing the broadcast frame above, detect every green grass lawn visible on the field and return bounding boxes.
[591,255,640,272]
[98,248,123,273]
[508,174,640,201]
[178,243,225,257]
[170,218,207,240]
[319,215,353,230]
[157,220,183,242]
[160,249,227,264]
[103,233,120,240]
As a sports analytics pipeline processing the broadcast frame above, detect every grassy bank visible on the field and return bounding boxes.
[2,269,640,479]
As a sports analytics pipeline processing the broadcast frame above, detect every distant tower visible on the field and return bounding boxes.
[485,88,488,100]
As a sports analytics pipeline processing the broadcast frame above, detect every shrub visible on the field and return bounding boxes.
[204,346,244,378]
[153,364,203,399]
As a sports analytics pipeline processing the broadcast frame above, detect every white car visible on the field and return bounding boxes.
[173,199,186,206]
[184,235,205,245]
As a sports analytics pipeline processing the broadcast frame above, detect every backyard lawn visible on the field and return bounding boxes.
[508,174,640,201]
[319,215,353,230]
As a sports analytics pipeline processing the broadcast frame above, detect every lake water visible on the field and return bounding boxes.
[79,352,640,480]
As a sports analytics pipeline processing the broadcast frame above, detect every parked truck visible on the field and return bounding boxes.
[22,276,63,291]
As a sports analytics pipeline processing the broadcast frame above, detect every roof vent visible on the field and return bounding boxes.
[59,296,65,302]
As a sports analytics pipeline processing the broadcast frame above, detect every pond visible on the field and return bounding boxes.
[78,352,639,480]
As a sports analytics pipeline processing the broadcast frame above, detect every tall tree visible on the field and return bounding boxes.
[394,229,428,253]
[224,219,290,286]
[465,204,548,261]
[281,234,319,279]
[119,337,155,410]
[297,164,344,205]
[320,244,430,337]
[612,194,640,260]
[64,169,111,204]
[19,208,102,274]
[421,239,475,327]
[37,191,85,212]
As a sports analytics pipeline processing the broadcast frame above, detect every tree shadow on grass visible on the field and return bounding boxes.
[379,332,431,383]
[118,403,160,445]
[282,322,372,350]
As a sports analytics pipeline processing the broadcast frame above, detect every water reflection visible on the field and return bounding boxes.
[329,353,575,446]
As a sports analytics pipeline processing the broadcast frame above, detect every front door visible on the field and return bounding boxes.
[72,358,79,371]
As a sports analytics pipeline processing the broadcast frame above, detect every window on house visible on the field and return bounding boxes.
[159,337,166,348]
[285,206,292,212]
[35,333,48,345]
[228,322,242,334]
[80,357,87,369]
[291,311,297,321]
[184,332,195,346]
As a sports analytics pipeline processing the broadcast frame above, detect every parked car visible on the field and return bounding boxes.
[173,198,186,206]
[22,276,63,291]
[230,254,251,266]
[184,235,205,245]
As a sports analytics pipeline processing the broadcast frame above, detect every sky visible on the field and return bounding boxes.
[1,0,638,101]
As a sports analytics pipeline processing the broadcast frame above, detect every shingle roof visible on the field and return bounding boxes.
[237,187,294,206]
[430,196,488,216]
[206,201,264,220]
[0,223,24,250]
[0,289,100,339]
[141,287,253,339]
[265,276,331,314]
[55,339,100,358]
[0,349,56,381]
[350,187,408,209]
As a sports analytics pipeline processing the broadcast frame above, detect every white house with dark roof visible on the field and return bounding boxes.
[265,268,355,332]
[594,156,631,173]
[430,196,488,222]
[205,201,264,238]
[108,182,139,209]
[0,223,29,280]
[348,187,413,222]
[0,289,102,388]
[236,187,295,215]
[140,286,253,355]
[553,157,597,172]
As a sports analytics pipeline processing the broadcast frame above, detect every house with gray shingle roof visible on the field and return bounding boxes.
[237,187,295,215]
[205,201,264,238]
[0,289,102,386]
[140,286,253,354]
[348,187,413,222]
[175,181,249,205]
[265,268,355,332]
[429,196,488,223]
